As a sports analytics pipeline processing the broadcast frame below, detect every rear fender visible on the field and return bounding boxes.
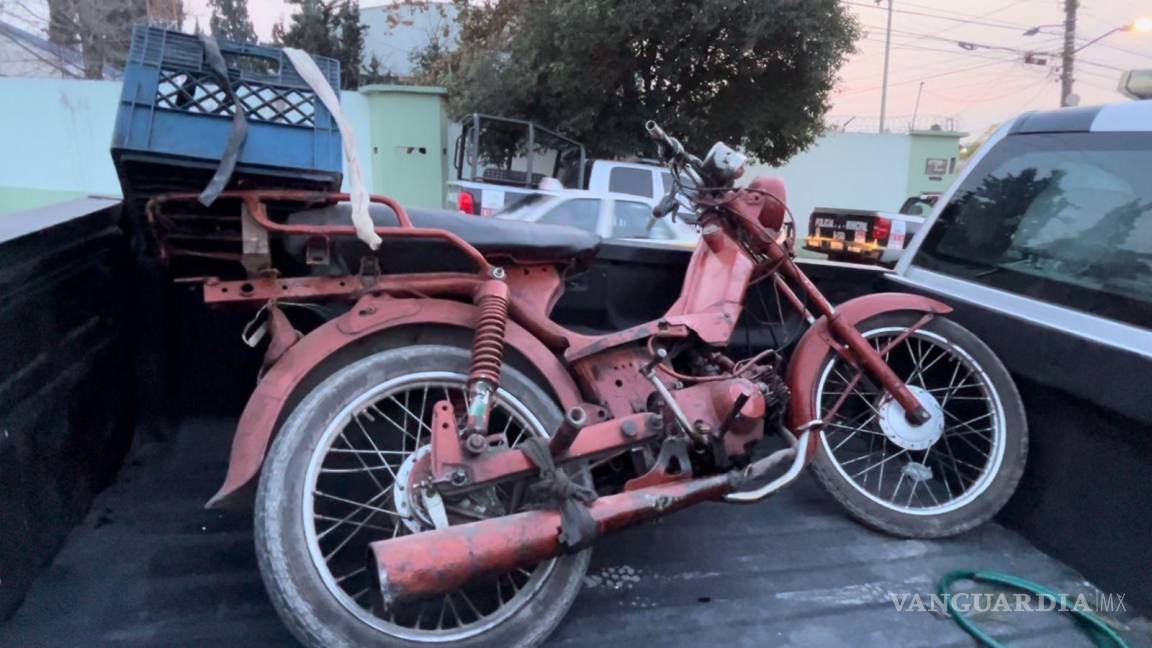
[785,292,952,453]
[206,295,583,510]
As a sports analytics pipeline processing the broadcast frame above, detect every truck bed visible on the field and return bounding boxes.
[3,418,1147,648]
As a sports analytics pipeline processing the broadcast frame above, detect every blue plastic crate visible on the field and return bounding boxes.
[112,26,342,191]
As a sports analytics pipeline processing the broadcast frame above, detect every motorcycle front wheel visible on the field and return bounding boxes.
[807,312,1028,538]
[254,344,590,648]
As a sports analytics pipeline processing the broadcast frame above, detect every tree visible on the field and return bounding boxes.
[272,0,369,90]
[362,53,394,85]
[208,0,257,44]
[40,0,147,78]
[413,0,858,164]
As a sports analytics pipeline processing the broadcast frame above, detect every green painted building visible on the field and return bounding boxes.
[360,84,449,209]
[905,128,967,197]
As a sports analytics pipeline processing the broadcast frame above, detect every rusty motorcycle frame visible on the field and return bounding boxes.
[146,123,1007,646]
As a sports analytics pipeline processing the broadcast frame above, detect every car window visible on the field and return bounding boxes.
[537,198,600,232]
[915,132,1152,328]
[612,200,675,240]
[608,167,654,197]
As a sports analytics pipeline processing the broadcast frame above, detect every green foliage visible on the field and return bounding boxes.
[415,0,858,163]
[208,0,257,44]
[272,0,369,89]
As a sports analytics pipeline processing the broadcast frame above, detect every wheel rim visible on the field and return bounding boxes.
[302,371,557,642]
[815,327,1007,515]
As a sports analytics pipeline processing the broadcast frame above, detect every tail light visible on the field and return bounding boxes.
[872,217,892,242]
[458,191,477,215]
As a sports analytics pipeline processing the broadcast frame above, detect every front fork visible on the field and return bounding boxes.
[773,252,931,425]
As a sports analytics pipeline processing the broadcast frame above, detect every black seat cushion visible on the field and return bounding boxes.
[284,203,601,273]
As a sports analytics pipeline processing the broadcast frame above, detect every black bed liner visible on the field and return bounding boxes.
[2,418,1147,648]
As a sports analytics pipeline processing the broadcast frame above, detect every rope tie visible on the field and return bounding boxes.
[519,437,598,551]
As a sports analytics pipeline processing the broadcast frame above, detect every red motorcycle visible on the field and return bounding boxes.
[151,123,1027,647]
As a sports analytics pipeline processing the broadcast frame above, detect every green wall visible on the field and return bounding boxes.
[361,85,448,209]
[905,129,965,197]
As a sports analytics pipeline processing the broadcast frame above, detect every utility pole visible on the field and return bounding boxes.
[1061,0,1078,107]
[879,0,894,132]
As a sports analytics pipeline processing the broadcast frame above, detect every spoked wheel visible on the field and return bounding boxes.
[255,345,590,648]
[808,312,1027,538]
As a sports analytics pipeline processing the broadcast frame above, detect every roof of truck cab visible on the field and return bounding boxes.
[1008,99,1152,134]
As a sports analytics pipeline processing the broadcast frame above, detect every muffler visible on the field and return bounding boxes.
[366,433,808,608]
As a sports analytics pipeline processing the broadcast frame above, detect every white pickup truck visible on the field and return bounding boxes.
[450,159,677,216]
[446,114,678,215]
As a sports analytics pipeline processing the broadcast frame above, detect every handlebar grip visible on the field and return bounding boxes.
[645,120,666,142]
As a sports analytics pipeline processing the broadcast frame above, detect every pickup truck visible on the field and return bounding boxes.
[447,114,680,215]
[803,193,939,266]
[4,189,1151,648]
[5,200,1150,647]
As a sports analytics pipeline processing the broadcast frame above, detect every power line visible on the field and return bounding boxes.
[844,1,1041,33]
[857,22,1127,72]
[838,59,1016,96]
[888,0,1039,30]
[898,0,1032,50]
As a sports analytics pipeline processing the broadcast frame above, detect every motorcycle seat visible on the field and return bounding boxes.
[286,203,602,268]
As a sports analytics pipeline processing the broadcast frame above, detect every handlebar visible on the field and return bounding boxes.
[645,120,684,162]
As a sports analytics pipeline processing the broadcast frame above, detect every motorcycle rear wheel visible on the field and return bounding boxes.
[807,312,1028,538]
[254,344,590,648]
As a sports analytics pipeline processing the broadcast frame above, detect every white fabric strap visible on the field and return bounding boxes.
[283,48,381,250]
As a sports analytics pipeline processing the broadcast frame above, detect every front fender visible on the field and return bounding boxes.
[206,294,583,510]
[784,292,953,446]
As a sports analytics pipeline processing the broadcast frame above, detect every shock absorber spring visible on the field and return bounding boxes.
[464,275,510,440]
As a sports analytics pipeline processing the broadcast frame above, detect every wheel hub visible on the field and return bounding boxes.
[878,385,944,451]
[394,446,433,533]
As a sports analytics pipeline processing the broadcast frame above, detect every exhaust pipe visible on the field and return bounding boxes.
[366,432,809,608]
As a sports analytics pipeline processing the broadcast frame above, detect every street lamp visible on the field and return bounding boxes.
[1023,18,1152,51]
[1022,24,1062,37]
[1073,19,1152,52]
[1024,16,1151,106]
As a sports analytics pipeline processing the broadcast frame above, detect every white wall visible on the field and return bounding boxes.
[0,77,374,206]
[0,78,123,197]
[744,132,912,240]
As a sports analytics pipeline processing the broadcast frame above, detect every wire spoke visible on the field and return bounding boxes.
[851,448,909,479]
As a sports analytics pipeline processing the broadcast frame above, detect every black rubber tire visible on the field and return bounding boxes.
[807,312,1028,539]
[254,345,591,648]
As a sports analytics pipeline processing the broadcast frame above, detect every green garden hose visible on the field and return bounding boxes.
[938,570,1130,648]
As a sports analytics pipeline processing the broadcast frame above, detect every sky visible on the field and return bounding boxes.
[177,0,1152,142]
[6,0,1150,142]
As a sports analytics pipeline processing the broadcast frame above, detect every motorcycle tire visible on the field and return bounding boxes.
[806,312,1028,538]
[254,344,590,648]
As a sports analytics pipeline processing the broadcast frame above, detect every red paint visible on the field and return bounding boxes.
[187,187,961,515]
[206,295,586,509]
[368,469,737,604]
[785,292,953,456]
[429,410,658,493]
